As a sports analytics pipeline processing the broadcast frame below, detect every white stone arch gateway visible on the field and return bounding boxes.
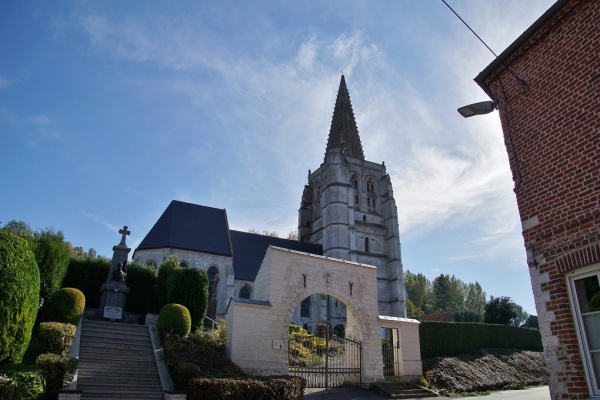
[226,246,419,385]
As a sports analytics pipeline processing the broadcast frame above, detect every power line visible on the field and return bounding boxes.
[440,0,498,57]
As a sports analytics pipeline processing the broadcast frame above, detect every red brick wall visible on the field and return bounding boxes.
[479,0,600,398]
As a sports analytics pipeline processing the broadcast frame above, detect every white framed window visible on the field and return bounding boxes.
[568,265,600,396]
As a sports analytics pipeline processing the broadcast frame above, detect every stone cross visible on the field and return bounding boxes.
[118,226,130,247]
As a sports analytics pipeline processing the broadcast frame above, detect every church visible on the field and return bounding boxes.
[133,75,407,331]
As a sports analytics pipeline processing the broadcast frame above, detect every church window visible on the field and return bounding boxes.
[363,215,367,222]
[146,259,157,268]
[355,194,360,207]
[180,260,189,267]
[350,175,359,190]
[367,178,376,194]
[365,237,370,253]
[239,284,251,299]
[300,297,311,318]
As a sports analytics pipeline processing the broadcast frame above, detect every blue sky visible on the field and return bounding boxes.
[0,1,555,315]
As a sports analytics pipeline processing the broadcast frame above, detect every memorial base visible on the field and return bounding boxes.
[98,282,129,321]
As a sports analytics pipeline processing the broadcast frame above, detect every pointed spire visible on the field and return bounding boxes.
[325,75,365,160]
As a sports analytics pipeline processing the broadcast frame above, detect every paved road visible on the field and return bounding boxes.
[304,386,551,400]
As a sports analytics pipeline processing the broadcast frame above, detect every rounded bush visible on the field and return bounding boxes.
[0,230,40,364]
[43,288,85,325]
[158,303,191,336]
[38,322,77,355]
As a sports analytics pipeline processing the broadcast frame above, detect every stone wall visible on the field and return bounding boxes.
[226,246,386,383]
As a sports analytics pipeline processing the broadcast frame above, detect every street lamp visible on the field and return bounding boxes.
[457,100,497,118]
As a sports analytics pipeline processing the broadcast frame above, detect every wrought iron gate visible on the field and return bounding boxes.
[288,332,361,388]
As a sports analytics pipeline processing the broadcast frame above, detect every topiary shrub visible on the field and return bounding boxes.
[0,230,41,364]
[168,268,209,329]
[36,353,77,400]
[42,288,85,325]
[158,303,191,336]
[38,322,76,355]
[157,255,180,309]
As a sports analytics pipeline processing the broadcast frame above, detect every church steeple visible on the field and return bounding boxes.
[325,75,365,160]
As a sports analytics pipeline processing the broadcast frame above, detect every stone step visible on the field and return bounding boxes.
[78,376,160,385]
[78,363,158,374]
[81,328,150,341]
[78,383,162,392]
[79,389,163,399]
[79,349,155,360]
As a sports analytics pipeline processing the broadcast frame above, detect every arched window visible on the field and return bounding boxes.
[366,178,376,194]
[146,259,157,269]
[239,284,251,299]
[315,184,321,199]
[179,260,189,268]
[350,175,359,190]
[365,237,370,253]
[355,194,360,207]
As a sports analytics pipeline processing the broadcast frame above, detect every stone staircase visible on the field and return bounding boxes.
[77,319,163,399]
[371,382,438,399]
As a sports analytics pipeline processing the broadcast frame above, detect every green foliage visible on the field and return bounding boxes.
[404,271,434,314]
[33,228,71,305]
[0,230,40,364]
[464,282,486,317]
[171,361,202,391]
[188,377,305,400]
[38,322,76,355]
[42,288,85,325]
[432,274,465,313]
[0,372,43,400]
[36,353,77,400]
[484,296,519,325]
[62,257,110,307]
[169,267,209,328]
[157,255,180,309]
[453,310,482,323]
[1,220,34,241]
[158,303,191,336]
[126,261,159,313]
[419,321,543,359]
[406,299,424,320]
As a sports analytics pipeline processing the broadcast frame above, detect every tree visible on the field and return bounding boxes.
[33,228,71,306]
[406,299,424,320]
[169,267,209,329]
[511,303,530,327]
[484,296,520,325]
[287,231,298,241]
[432,274,465,313]
[464,282,487,318]
[404,270,434,314]
[157,255,180,309]
[0,230,40,363]
[248,229,279,237]
[1,219,34,240]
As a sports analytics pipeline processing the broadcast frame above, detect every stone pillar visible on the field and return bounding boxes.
[98,226,131,320]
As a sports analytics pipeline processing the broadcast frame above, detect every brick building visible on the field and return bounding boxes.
[473,0,599,398]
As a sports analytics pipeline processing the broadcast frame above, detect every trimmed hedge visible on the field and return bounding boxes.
[188,376,305,400]
[62,258,110,307]
[36,353,77,400]
[42,288,85,325]
[38,322,76,355]
[126,261,159,314]
[158,304,191,336]
[0,230,40,364]
[168,267,209,329]
[420,321,543,359]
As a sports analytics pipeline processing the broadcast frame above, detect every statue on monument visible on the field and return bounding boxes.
[111,262,127,283]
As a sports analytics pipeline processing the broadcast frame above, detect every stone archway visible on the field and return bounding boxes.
[225,246,384,384]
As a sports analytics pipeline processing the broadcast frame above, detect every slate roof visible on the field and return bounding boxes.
[229,230,322,281]
[325,75,364,160]
[136,200,323,281]
[136,200,233,256]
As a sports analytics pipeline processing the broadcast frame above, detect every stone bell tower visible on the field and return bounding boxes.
[299,75,406,317]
